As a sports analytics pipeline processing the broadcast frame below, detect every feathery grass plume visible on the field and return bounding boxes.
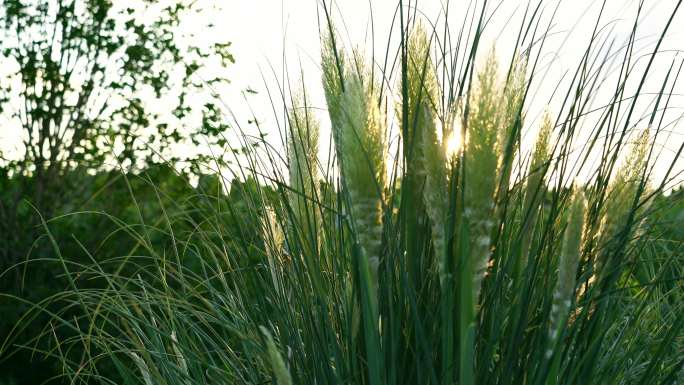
[287,90,321,250]
[262,206,285,257]
[332,62,387,385]
[402,24,440,152]
[496,57,528,199]
[544,189,585,385]
[321,31,386,281]
[321,30,345,156]
[403,26,455,385]
[501,57,528,128]
[464,50,503,307]
[261,206,286,292]
[598,129,650,272]
[421,110,449,275]
[337,67,387,292]
[260,326,293,385]
[518,111,553,272]
[403,25,449,280]
[602,128,650,234]
[396,22,435,279]
[322,35,386,271]
[321,39,387,382]
[458,51,505,385]
[129,352,154,385]
[547,190,586,356]
[321,35,386,380]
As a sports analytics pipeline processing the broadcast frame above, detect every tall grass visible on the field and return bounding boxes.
[4,1,684,384]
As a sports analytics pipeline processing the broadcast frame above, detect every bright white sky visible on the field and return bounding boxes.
[2,0,683,186]
[211,0,684,187]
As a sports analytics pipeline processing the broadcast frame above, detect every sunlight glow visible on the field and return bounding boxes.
[445,129,463,159]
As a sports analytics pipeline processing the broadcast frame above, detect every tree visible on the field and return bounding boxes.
[0,0,232,280]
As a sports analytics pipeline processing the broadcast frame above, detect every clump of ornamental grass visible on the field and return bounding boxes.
[455,48,530,385]
[321,41,388,383]
[401,27,460,384]
[6,2,684,385]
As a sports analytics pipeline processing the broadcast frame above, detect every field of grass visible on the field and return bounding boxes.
[3,1,684,384]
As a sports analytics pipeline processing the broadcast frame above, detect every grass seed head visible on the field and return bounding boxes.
[288,92,320,193]
[403,25,449,272]
[171,330,189,377]
[402,24,440,148]
[523,111,553,228]
[321,31,346,155]
[341,69,386,276]
[600,128,651,252]
[496,56,527,180]
[547,188,586,356]
[465,49,504,304]
[260,326,293,385]
[517,111,553,275]
[287,90,321,245]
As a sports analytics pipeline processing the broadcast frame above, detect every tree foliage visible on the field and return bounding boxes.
[0,0,233,272]
[0,1,234,383]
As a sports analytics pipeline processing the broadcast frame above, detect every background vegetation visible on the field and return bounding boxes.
[0,0,235,383]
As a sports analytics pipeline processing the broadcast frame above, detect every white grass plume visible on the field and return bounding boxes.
[322,34,387,297]
[287,90,321,254]
[547,189,586,357]
[403,25,450,283]
[518,111,553,273]
[464,50,504,307]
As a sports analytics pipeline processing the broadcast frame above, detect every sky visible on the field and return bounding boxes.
[1,0,683,186]
[210,0,684,187]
